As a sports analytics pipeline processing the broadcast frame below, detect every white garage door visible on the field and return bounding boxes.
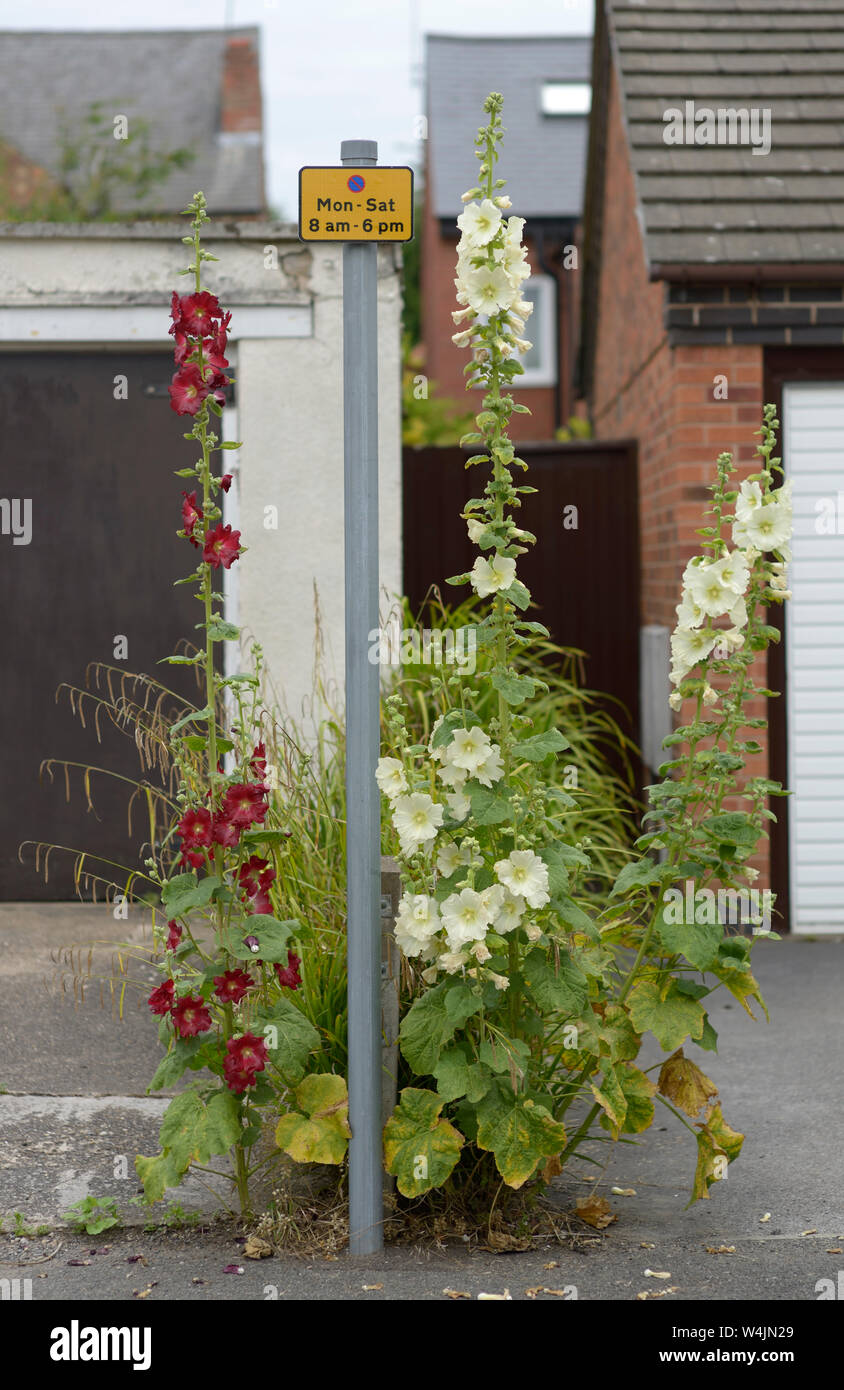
[783,382,844,934]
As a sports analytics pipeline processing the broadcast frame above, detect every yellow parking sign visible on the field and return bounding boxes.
[299,166,414,242]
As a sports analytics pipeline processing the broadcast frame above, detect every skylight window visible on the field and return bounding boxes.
[540,81,591,116]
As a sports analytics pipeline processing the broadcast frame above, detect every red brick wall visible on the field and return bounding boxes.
[590,64,772,884]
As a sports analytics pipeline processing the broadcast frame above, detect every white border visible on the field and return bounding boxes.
[0,304,311,343]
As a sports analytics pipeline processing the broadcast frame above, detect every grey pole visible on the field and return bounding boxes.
[341,138,383,1256]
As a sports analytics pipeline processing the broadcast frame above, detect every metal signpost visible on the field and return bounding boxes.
[299,146,413,1256]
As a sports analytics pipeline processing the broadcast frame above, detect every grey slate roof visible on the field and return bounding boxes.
[426,35,591,221]
[0,29,264,216]
[607,0,844,266]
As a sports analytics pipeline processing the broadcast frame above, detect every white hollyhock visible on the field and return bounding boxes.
[474,742,504,788]
[684,557,742,618]
[493,888,526,934]
[463,264,521,316]
[488,972,510,991]
[448,725,492,775]
[391,793,444,856]
[436,840,471,879]
[494,850,550,909]
[524,922,543,944]
[735,478,764,524]
[456,199,503,246]
[471,554,516,597]
[437,757,468,790]
[466,516,486,543]
[375,756,407,800]
[734,497,792,552]
[441,888,492,949]
[670,626,719,684]
[471,940,492,963]
[437,949,469,975]
[676,590,705,629]
[394,893,440,958]
[446,790,471,822]
[479,884,505,921]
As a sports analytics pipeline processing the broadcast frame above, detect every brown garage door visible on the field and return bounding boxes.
[0,352,209,900]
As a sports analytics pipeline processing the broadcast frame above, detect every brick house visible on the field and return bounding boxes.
[423,34,591,439]
[578,0,844,933]
[0,27,265,216]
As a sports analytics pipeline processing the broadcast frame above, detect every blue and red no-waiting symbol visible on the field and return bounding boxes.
[348,175,366,192]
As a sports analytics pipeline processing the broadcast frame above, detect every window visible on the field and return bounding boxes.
[540,81,591,117]
[518,275,557,388]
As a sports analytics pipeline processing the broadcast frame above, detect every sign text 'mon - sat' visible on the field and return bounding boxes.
[299,166,414,243]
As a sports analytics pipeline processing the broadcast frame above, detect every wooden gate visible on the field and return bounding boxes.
[0,352,206,900]
[402,439,640,752]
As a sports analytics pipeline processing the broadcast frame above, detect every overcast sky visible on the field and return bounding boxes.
[0,0,593,218]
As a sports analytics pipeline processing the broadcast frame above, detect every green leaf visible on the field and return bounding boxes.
[275,1074,350,1165]
[521,947,588,1016]
[161,873,222,918]
[616,1063,657,1133]
[694,1015,719,1053]
[206,617,240,641]
[627,978,706,1051]
[433,1047,492,1103]
[490,671,535,705]
[654,899,723,971]
[475,1081,567,1189]
[574,1003,641,1062]
[239,828,291,848]
[182,734,234,754]
[253,997,320,1085]
[513,729,570,761]
[478,1035,531,1075]
[383,1088,464,1197]
[158,1087,241,1170]
[134,1150,187,1203]
[700,812,758,851]
[466,781,512,826]
[538,845,570,897]
[221,915,297,963]
[503,579,531,611]
[399,979,483,1075]
[147,1037,204,1093]
[170,705,213,736]
[709,947,768,1020]
[552,895,598,939]
[609,858,672,899]
[160,654,203,665]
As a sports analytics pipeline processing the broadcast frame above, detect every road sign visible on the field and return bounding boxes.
[299,165,413,242]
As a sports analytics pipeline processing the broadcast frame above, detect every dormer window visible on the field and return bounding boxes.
[540,81,591,116]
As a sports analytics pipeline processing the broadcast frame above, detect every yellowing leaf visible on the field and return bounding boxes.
[658,1048,719,1118]
[383,1087,464,1196]
[628,978,705,1051]
[475,1084,568,1189]
[689,1103,744,1205]
[275,1073,351,1165]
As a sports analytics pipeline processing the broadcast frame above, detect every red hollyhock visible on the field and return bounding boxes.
[223,783,268,828]
[166,921,182,951]
[172,994,212,1038]
[249,741,267,781]
[169,363,209,416]
[178,847,207,870]
[213,968,253,1005]
[148,979,175,1015]
[211,812,240,848]
[173,330,191,366]
[200,351,229,390]
[223,1032,269,1094]
[223,1062,259,1095]
[220,473,233,493]
[274,951,302,991]
[177,805,214,848]
[237,855,275,913]
[203,523,241,570]
[181,491,202,547]
[177,291,223,337]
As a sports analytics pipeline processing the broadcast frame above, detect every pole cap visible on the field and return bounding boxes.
[341,139,378,165]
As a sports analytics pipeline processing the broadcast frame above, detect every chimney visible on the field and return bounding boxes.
[221,36,262,134]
